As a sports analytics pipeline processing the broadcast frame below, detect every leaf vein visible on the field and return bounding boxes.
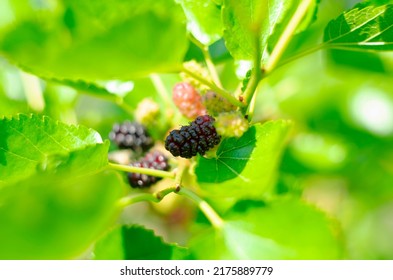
[217,158,250,183]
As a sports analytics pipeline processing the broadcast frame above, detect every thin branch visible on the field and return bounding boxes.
[203,47,223,88]
[177,187,224,229]
[247,91,258,122]
[242,35,263,114]
[264,0,315,74]
[275,44,325,70]
[20,71,45,112]
[108,162,176,179]
[182,67,245,108]
[117,186,180,208]
[188,34,223,87]
[174,158,188,186]
[150,74,172,107]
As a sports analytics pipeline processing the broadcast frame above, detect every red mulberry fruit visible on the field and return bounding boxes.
[172,82,206,119]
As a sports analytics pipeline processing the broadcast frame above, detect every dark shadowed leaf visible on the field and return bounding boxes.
[94,225,189,260]
[196,120,292,199]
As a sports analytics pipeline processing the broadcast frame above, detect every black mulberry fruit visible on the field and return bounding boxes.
[109,121,153,153]
[165,115,221,158]
[127,151,170,188]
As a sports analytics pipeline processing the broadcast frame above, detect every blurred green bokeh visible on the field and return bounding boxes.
[1,0,393,259]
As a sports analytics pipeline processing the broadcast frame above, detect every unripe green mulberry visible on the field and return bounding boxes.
[215,111,249,138]
[202,91,237,116]
[181,61,212,92]
[135,98,160,126]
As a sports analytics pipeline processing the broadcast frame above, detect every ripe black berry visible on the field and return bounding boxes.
[127,151,170,188]
[165,115,221,158]
[109,121,153,153]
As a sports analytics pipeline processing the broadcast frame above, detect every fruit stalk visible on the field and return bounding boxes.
[108,162,176,179]
[181,67,245,108]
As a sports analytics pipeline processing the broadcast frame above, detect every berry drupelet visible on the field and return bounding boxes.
[127,151,170,188]
[109,121,153,153]
[165,115,221,158]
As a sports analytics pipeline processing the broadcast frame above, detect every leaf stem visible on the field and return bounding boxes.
[203,47,223,88]
[117,186,180,208]
[275,44,325,70]
[177,187,224,229]
[247,91,258,121]
[116,183,224,229]
[264,0,314,74]
[20,71,45,112]
[188,34,223,88]
[181,67,245,108]
[108,162,176,179]
[150,74,172,108]
[242,36,263,114]
[174,158,188,185]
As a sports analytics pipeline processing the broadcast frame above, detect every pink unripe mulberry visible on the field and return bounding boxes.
[172,82,207,119]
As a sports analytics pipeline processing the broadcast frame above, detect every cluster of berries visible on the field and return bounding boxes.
[172,62,248,139]
[127,151,169,188]
[109,62,251,187]
[109,121,169,188]
[172,81,236,119]
[109,121,153,153]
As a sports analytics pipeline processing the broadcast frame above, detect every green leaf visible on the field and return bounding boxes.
[49,78,116,99]
[0,0,188,80]
[222,0,267,60]
[323,4,393,51]
[289,133,348,171]
[327,49,386,73]
[222,0,318,60]
[189,199,342,259]
[0,114,108,184]
[0,171,124,259]
[94,225,189,260]
[177,0,223,45]
[196,120,292,199]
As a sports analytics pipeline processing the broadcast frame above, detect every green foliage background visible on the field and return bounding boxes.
[1,0,393,260]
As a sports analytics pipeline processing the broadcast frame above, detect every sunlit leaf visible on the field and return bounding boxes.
[222,0,319,60]
[0,114,108,184]
[324,4,393,51]
[0,0,188,80]
[177,0,223,45]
